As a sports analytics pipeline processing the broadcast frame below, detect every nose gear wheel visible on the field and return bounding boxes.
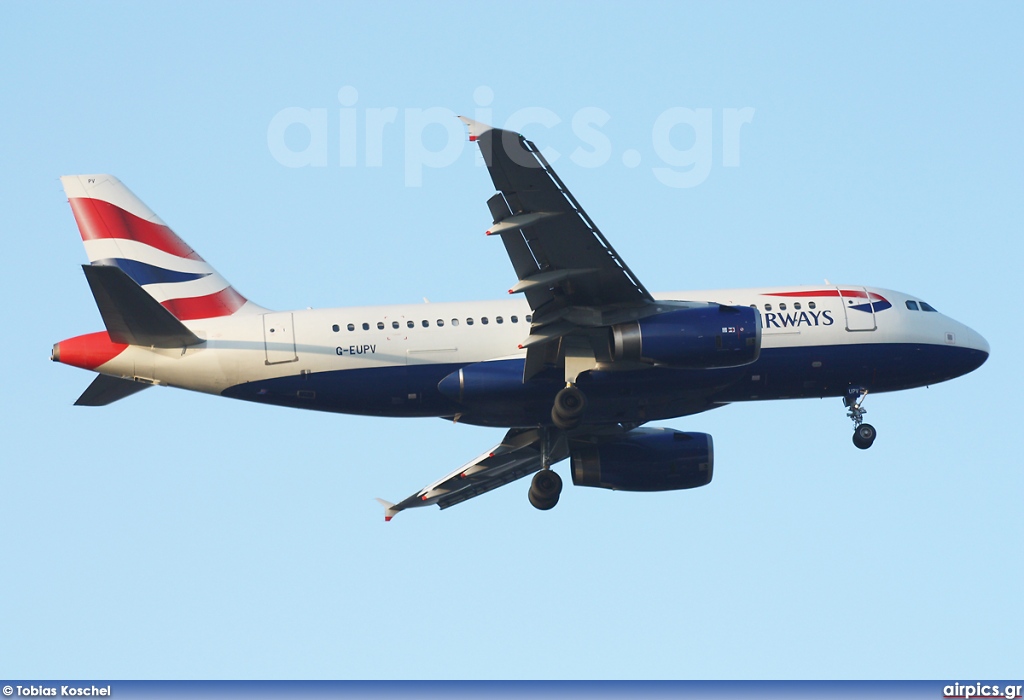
[844,387,877,449]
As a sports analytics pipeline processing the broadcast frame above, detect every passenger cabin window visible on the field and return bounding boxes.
[392,321,400,329]
[362,322,369,331]
[809,301,816,309]
[377,322,385,330]
[764,304,772,311]
[794,302,802,310]
[511,316,519,323]
[332,324,339,332]
[347,323,355,331]
[920,301,938,312]
[407,320,414,328]
[466,318,474,325]
[526,315,533,322]
[905,300,919,311]
[437,319,444,327]
[496,316,504,324]
[451,318,460,326]
[422,320,429,327]
[779,303,787,311]
[481,317,489,325]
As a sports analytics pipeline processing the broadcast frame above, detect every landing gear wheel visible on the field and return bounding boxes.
[853,423,877,450]
[529,469,562,510]
[551,385,587,430]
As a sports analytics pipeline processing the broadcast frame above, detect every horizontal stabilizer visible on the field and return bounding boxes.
[83,264,203,348]
[75,374,151,406]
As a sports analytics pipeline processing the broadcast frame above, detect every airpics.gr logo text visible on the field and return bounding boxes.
[266,86,755,188]
[943,683,1024,699]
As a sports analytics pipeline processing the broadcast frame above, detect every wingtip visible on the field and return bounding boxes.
[375,498,399,522]
[458,116,494,141]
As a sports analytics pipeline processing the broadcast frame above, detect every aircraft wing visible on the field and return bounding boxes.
[461,117,654,314]
[377,428,569,520]
[460,117,660,378]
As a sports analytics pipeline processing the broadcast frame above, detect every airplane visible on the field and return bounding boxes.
[51,117,990,520]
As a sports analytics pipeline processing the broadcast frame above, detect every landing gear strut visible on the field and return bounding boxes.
[552,384,587,430]
[845,387,877,449]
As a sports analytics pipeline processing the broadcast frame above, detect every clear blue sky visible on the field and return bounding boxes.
[2,1,1021,680]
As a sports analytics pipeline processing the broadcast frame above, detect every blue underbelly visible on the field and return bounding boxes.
[220,343,986,426]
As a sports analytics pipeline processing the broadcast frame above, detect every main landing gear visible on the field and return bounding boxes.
[845,387,877,450]
[529,469,562,510]
[531,380,587,510]
[528,426,564,510]
[551,384,587,430]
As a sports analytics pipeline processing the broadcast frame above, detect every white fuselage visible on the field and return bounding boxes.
[84,285,988,410]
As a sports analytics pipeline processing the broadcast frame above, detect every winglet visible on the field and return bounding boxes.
[375,498,399,522]
[457,116,494,142]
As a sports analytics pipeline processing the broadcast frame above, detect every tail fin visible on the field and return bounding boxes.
[60,175,263,320]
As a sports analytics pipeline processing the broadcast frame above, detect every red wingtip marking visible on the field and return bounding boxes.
[420,495,428,501]
[517,344,524,349]
[384,516,392,522]
[469,135,478,142]
[508,289,514,294]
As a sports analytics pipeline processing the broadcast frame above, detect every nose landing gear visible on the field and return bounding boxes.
[845,387,876,449]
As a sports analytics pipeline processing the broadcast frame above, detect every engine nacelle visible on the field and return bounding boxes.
[570,428,714,492]
[610,304,760,369]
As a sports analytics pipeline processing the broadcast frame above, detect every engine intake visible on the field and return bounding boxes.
[571,428,714,492]
[611,304,760,369]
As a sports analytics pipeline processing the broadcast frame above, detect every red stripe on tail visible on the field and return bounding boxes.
[161,287,247,320]
[69,198,202,260]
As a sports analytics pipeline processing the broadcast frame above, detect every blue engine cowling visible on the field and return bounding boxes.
[610,304,760,369]
[570,428,713,492]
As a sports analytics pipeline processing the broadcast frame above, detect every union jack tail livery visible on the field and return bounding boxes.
[60,175,261,321]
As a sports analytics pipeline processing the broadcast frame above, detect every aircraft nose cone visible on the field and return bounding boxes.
[977,333,991,358]
[965,326,990,359]
[958,326,989,375]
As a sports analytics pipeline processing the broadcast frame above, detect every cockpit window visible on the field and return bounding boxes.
[905,300,919,311]
[920,301,938,312]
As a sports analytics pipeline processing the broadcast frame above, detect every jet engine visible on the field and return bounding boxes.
[610,304,760,369]
[570,428,714,492]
